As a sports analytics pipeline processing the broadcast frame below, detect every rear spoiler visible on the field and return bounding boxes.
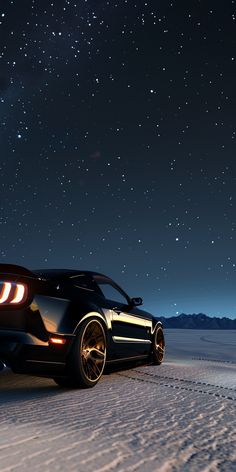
[0,264,39,279]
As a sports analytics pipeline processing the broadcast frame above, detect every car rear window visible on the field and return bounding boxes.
[69,274,96,292]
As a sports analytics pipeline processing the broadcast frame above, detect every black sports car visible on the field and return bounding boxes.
[0,264,165,388]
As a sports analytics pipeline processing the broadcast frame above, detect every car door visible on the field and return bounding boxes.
[93,275,152,359]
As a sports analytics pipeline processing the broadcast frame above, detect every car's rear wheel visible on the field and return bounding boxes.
[54,318,106,388]
[152,325,165,365]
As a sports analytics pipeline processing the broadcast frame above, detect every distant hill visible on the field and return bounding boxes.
[159,313,236,329]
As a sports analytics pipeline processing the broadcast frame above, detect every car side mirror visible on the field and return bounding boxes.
[131,297,143,307]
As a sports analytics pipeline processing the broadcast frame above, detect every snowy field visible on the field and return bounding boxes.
[0,330,235,472]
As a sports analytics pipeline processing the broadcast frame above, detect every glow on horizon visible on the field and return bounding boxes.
[143,298,236,320]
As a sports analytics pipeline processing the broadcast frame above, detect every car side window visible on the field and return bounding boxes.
[94,279,129,305]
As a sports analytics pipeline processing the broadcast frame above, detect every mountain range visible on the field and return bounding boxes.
[159,313,236,329]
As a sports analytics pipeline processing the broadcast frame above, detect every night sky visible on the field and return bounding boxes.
[1,0,236,318]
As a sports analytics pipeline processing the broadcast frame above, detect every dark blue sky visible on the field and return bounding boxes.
[1,0,236,318]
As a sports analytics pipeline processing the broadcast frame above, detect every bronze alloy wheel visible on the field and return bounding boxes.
[80,319,106,383]
[53,318,107,389]
[153,325,165,365]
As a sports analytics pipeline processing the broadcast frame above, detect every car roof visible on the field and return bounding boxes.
[33,268,131,300]
[33,268,109,279]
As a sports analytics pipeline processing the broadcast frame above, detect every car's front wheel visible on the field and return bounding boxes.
[54,318,106,388]
[152,325,165,365]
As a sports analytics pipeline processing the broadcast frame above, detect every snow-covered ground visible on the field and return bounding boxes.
[0,330,235,472]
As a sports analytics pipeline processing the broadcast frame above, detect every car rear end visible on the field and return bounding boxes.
[0,264,71,377]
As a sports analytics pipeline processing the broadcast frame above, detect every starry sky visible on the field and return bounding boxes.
[1,0,236,318]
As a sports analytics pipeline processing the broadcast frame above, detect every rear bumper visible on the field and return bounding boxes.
[0,330,73,377]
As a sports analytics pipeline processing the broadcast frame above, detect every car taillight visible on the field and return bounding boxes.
[0,281,28,305]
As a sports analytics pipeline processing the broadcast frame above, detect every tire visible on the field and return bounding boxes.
[54,318,107,389]
[152,325,165,365]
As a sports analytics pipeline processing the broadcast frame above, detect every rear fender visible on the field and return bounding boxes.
[73,311,109,335]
